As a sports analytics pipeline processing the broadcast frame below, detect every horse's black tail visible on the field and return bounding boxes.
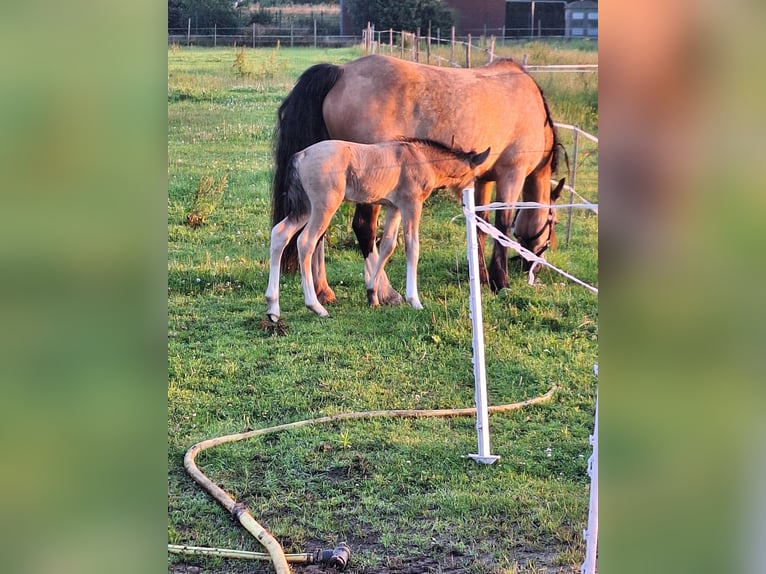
[285,158,310,221]
[272,62,344,273]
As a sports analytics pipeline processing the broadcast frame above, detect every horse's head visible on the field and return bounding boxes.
[513,177,565,264]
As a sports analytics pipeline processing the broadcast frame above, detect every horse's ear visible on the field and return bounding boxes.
[551,177,565,201]
[471,147,491,167]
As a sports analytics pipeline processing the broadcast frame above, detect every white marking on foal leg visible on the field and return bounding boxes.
[266,217,302,321]
[403,212,423,310]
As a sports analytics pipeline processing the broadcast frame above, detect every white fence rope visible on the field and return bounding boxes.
[554,182,597,209]
[462,205,599,293]
[553,122,599,144]
[461,188,598,572]
[475,199,598,215]
[526,64,598,73]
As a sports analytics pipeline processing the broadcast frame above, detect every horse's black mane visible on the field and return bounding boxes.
[484,58,563,174]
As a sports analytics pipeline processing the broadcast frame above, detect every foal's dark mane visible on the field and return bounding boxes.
[396,136,477,163]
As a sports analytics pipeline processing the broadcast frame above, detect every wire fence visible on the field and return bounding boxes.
[168,22,597,50]
[168,25,359,48]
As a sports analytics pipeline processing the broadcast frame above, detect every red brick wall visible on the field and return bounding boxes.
[443,0,506,35]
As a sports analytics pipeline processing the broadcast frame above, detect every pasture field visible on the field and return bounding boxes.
[168,43,598,573]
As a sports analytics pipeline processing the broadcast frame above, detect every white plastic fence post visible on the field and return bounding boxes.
[581,365,598,574]
[463,189,500,465]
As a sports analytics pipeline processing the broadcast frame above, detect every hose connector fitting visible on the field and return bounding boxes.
[314,542,351,570]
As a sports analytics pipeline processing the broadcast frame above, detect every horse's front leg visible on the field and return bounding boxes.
[266,216,306,321]
[367,208,401,307]
[489,171,525,292]
[402,207,423,309]
[473,179,493,286]
[353,204,404,306]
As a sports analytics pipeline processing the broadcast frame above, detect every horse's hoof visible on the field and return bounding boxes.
[366,288,380,307]
[489,278,509,293]
[379,290,403,306]
[408,300,424,310]
[317,286,336,305]
[268,313,280,323]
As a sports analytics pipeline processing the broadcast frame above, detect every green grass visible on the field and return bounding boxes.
[169,44,597,573]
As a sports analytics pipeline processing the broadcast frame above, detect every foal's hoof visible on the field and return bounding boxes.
[267,313,280,323]
[307,304,330,317]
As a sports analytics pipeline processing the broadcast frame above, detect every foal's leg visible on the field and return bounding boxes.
[367,208,401,307]
[298,199,342,317]
[401,205,424,310]
[265,215,307,322]
[353,204,404,306]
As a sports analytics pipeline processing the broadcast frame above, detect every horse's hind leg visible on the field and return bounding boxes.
[312,238,336,304]
[266,216,306,321]
[353,204,404,306]
[367,208,401,307]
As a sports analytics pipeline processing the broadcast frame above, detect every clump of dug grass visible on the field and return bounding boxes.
[185,174,228,228]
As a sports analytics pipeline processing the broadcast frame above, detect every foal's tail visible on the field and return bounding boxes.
[272,62,344,273]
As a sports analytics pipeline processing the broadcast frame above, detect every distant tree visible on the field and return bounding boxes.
[168,0,242,32]
[345,0,454,33]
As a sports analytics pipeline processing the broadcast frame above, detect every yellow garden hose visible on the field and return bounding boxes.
[175,386,556,573]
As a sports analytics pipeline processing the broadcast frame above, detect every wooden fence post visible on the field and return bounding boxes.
[466,33,471,68]
[187,18,191,46]
[400,29,405,59]
[252,22,255,48]
[314,19,317,48]
[450,26,455,66]
[214,23,217,47]
[488,35,495,62]
[427,21,431,65]
[389,28,393,56]
[415,27,420,62]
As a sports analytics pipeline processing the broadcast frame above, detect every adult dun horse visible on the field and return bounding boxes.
[272,54,563,303]
[266,138,490,319]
